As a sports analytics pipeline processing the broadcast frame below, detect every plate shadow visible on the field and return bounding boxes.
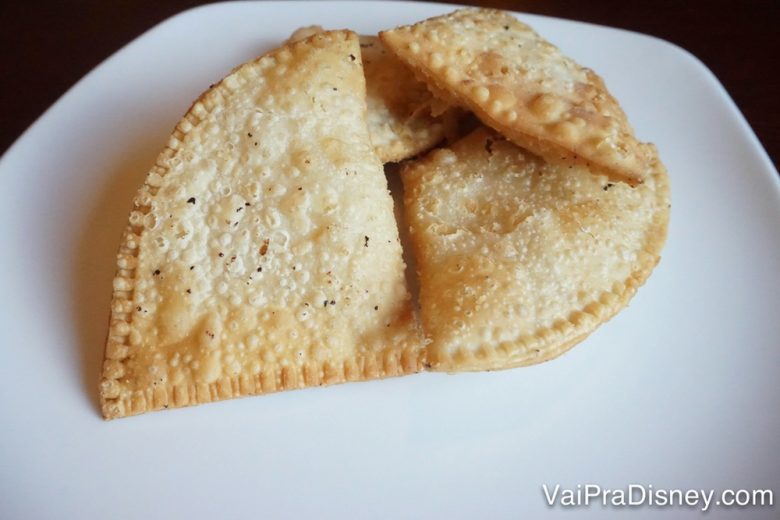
[72,142,156,414]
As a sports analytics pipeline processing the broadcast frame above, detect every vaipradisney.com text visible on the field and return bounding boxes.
[542,483,774,512]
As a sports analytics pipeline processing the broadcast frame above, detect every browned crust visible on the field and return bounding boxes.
[99,31,425,420]
[380,8,649,186]
[103,338,424,419]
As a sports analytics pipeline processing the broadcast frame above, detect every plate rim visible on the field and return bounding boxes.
[1,0,778,189]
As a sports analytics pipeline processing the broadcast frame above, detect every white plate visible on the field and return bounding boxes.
[1,2,778,518]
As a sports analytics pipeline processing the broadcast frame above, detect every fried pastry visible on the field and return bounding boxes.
[401,127,669,371]
[99,31,424,419]
[289,27,454,163]
[381,9,650,185]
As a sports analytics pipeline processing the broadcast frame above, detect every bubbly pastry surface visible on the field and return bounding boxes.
[288,28,451,163]
[100,31,424,419]
[381,8,650,185]
[401,127,669,370]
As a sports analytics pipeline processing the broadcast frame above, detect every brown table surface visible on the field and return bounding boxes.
[1,0,778,170]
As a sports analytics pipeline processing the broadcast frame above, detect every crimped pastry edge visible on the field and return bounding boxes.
[419,148,670,372]
[380,8,648,186]
[99,31,426,420]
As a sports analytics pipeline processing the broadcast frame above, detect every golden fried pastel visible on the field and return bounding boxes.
[289,27,454,163]
[99,31,424,419]
[401,127,669,371]
[381,8,650,185]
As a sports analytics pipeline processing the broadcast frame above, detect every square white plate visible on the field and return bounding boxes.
[1,2,778,518]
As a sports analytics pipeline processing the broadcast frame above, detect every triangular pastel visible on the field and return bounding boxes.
[381,9,650,185]
[401,126,669,370]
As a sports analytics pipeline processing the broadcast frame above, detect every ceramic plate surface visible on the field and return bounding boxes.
[1,2,778,518]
